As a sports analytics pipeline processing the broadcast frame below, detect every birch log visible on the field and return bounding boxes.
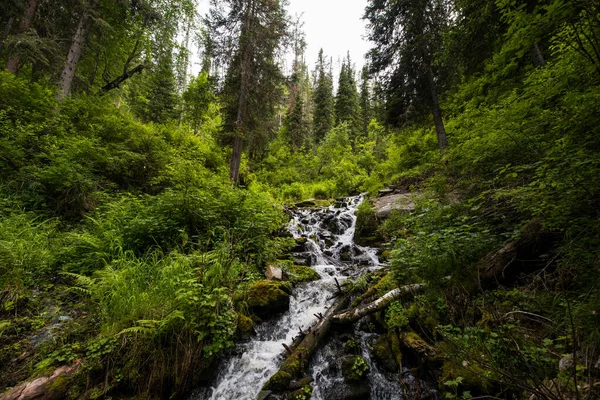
[331,283,426,325]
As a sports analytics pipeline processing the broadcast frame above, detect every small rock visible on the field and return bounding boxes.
[266,265,283,280]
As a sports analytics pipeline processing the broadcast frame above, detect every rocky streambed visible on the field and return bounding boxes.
[190,195,437,400]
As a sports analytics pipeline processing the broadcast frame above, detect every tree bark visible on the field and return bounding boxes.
[260,295,350,395]
[57,0,99,99]
[531,43,546,67]
[229,1,255,184]
[6,0,38,74]
[331,283,426,325]
[0,360,81,400]
[0,16,15,56]
[427,66,448,153]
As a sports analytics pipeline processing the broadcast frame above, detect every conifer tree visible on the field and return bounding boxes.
[312,49,334,143]
[359,66,371,139]
[366,0,450,152]
[335,53,360,137]
[210,0,287,183]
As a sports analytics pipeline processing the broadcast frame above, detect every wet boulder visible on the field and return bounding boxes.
[292,252,311,266]
[371,334,400,372]
[236,312,254,339]
[246,280,293,318]
[339,245,352,262]
[292,237,308,252]
[282,264,321,283]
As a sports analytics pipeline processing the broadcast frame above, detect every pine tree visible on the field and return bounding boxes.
[335,53,360,137]
[210,0,287,183]
[283,89,308,150]
[145,49,179,123]
[366,0,449,152]
[359,66,371,139]
[312,49,334,143]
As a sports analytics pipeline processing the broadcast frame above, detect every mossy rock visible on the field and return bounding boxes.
[440,359,496,394]
[263,370,292,391]
[344,337,361,355]
[236,312,254,337]
[341,356,370,382]
[246,280,293,317]
[282,264,321,283]
[372,334,400,372]
[289,384,313,400]
[389,330,403,368]
[400,331,436,357]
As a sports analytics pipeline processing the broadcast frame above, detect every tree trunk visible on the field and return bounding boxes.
[531,43,546,67]
[6,0,38,74]
[259,295,350,395]
[331,283,426,325]
[57,0,99,99]
[0,360,81,400]
[427,66,448,153]
[229,1,255,184]
[229,136,244,182]
[0,16,15,56]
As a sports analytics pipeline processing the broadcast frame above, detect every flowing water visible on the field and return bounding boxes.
[191,196,436,400]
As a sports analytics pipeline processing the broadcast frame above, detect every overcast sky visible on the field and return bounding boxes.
[194,0,371,76]
[286,0,371,73]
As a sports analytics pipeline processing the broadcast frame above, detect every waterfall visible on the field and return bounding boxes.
[190,196,435,400]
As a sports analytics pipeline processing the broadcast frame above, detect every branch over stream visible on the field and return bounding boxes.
[258,283,426,398]
[331,283,426,325]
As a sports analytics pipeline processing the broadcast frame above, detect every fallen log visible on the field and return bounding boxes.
[0,360,81,400]
[259,295,350,396]
[331,283,426,325]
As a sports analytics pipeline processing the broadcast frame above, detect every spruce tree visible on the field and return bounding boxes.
[210,0,287,183]
[312,49,334,143]
[334,53,360,137]
[359,66,371,139]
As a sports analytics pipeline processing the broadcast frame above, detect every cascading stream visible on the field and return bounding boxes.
[191,195,381,400]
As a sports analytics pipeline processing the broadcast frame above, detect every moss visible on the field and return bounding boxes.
[341,356,370,382]
[354,200,382,246]
[372,334,399,372]
[344,337,361,355]
[281,264,321,283]
[47,372,72,395]
[236,312,254,337]
[351,272,396,307]
[290,384,313,400]
[389,330,403,368]
[441,359,495,394]
[246,280,292,317]
[263,370,292,391]
[400,331,436,359]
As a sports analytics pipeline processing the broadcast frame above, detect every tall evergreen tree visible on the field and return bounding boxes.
[145,49,179,123]
[312,49,334,143]
[209,0,287,183]
[359,66,371,138]
[335,53,360,136]
[365,0,450,152]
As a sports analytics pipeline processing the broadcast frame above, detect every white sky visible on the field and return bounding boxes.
[194,0,371,76]
[286,0,371,73]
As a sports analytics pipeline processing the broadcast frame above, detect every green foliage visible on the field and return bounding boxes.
[0,210,60,299]
[385,301,409,330]
[389,200,500,284]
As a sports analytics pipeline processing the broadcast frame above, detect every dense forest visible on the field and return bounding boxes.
[0,0,599,399]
